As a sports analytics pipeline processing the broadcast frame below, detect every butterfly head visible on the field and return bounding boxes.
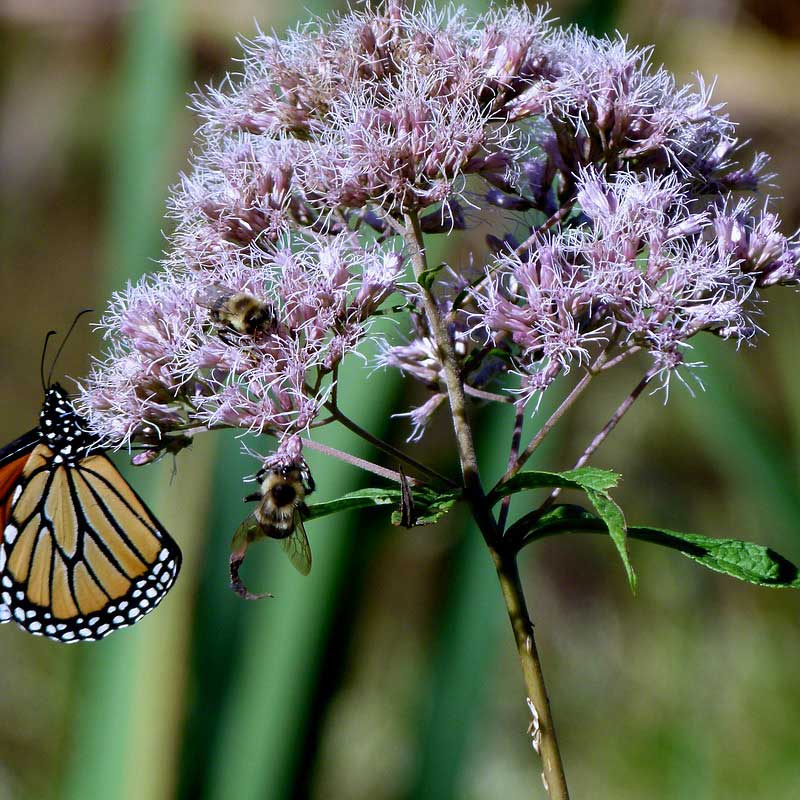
[39,383,98,463]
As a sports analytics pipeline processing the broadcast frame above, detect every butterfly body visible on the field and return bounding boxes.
[0,384,181,643]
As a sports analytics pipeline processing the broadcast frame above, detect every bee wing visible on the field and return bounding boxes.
[279,511,312,576]
[229,511,274,601]
[194,283,228,309]
[231,509,267,550]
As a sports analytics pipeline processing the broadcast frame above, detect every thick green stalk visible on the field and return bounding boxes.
[401,211,570,800]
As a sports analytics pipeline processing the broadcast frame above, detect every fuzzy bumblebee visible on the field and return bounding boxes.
[229,460,315,599]
[196,284,276,340]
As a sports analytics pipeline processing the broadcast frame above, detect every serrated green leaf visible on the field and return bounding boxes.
[585,488,636,593]
[559,466,621,492]
[304,485,461,527]
[517,507,800,589]
[629,526,800,588]
[492,466,633,589]
[489,467,620,503]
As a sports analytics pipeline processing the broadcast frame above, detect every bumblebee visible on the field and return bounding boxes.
[196,284,276,340]
[229,460,315,599]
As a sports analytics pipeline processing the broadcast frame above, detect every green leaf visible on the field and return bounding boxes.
[518,506,800,589]
[304,485,461,527]
[489,466,620,503]
[418,262,446,290]
[391,488,460,526]
[304,487,401,520]
[585,488,636,593]
[560,467,621,492]
[628,526,800,588]
[491,467,632,590]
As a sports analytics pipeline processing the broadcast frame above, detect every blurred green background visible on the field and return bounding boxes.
[1,1,800,798]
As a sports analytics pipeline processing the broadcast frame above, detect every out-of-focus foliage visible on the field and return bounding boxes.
[0,1,799,799]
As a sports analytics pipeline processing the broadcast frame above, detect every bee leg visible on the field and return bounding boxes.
[243,491,262,503]
[229,546,274,601]
[218,329,237,347]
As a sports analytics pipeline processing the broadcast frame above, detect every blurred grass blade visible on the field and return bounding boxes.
[104,0,187,288]
[60,3,195,800]
[407,410,505,800]
[205,354,400,800]
[678,338,800,535]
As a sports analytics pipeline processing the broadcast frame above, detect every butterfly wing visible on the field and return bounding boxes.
[0,445,181,642]
[0,428,39,468]
[279,511,312,576]
[0,430,38,530]
[0,434,37,624]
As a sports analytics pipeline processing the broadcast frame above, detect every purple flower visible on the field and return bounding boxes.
[79,237,402,446]
[77,1,800,449]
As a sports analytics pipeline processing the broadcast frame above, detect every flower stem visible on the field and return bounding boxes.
[464,384,514,404]
[571,369,654,470]
[498,403,525,533]
[323,399,456,487]
[300,437,422,486]
[499,359,601,487]
[494,549,570,800]
[540,368,655,512]
[514,199,578,257]
[402,210,570,800]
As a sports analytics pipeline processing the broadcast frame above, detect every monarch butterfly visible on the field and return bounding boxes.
[0,323,181,643]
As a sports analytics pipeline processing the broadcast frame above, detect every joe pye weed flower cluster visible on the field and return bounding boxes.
[76,2,800,796]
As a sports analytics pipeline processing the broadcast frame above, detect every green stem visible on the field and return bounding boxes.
[540,368,655,514]
[401,210,570,800]
[323,400,456,488]
[494,550,570,800]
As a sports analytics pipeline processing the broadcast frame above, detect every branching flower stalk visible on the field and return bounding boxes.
[401,209,570,795]
[75,3,800,797]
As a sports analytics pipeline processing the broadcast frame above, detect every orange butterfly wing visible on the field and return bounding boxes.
[0,444,181,642]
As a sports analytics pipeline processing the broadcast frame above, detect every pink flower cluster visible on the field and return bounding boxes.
[77,0,800,447]
[79,238,401,446]
[474,169,798,401]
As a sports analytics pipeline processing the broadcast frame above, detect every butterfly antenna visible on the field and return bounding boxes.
[46,308,94,388]
[40,330,58,393]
